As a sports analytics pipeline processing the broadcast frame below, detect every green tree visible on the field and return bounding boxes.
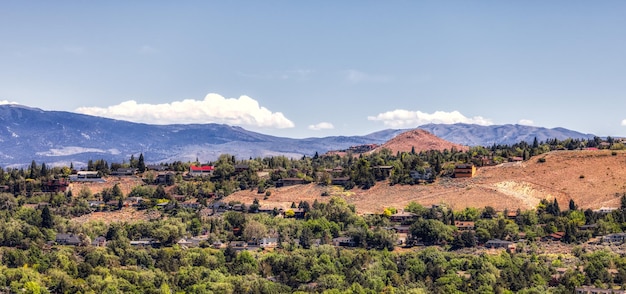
[41,206,53,229]
[112,183,123,199]
[138,153,146,173]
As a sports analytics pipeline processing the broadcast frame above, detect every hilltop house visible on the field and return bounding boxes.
[42,178,69,193]
[276,178,306,187]
[454,221,475,231]
[454,164,476,178]
[189,165,214,177]
[390,211,417,223]
[331,176,350,186]
[111,168,138,176]
[484,239,513,249]
[55,233,82,246]
[71,171,105,182]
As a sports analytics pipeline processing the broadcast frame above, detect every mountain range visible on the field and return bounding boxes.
[0,104,596,167]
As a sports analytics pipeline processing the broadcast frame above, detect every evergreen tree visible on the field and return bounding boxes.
[40,163,48,177]
[29,160,38,179]
[41,206,53,229]
[138,153,146,173]
[112,183,123,199]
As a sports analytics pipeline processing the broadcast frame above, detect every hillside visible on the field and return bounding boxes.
[225,150,626,213]
[374,129,469,154]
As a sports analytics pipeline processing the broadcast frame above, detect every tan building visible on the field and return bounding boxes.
[454,164,476,178]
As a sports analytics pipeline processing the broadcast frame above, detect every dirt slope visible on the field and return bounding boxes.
[374,129,469,154]
[225,150,626,214]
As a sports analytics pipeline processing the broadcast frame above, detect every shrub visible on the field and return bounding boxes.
[612,151,618,156]
[537,158,546,163]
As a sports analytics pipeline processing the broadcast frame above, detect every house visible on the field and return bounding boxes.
[180,199,201,210]
[293,208,307,219]
[373,166,393,177]
[189,165,214,177]
[506,210,519,219]
[147,164,168,171]
[593,207,618,214]
[155,172,175,185]
[454,221,475,231]
[331,176,350,186]
[390,211,417,223]
[91,236,107,247]
[257,205,275,214]
[124,197,144,207]
[177,236,208,248]
[130,238,161,247]
[111,168,138,176]
[575,286,626,294]
[55,233,82,246]
[276,178,306,187]
[332,237,356,247]
[71,171,105,182]
[545,232,565,241]
[602,233,626,244]
[484,239,513,249]
[259,237,279,248]
[88,201,105,210]
[454,164,476,178]
[228,241,248,251]
[234,164,250,172]
[410,168,434,182]
[392,225,410,234]
[212,240,225,249]
[42,178,70,193]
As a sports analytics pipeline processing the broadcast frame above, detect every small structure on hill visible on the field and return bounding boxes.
[454,164,476,178]
[276,178,306,187]
[189,165,214,177]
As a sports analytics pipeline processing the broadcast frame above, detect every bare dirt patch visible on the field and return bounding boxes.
[71,207,161,224]
[69,176,144,196]
[225,150,626,213]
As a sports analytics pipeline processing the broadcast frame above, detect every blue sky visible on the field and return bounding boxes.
[1,1,626,138]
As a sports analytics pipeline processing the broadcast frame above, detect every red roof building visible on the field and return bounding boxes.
[189,165,215,177]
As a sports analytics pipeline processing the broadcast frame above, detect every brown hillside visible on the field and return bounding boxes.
[225,150,626,214]
[375,129,469,154]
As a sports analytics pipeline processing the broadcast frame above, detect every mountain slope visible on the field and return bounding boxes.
[0,104,600,166]
[0,105,387,166]
[417,123,596,146]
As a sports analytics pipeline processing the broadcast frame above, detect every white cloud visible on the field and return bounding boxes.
[345,69,392,83]
[308,122,335,131]
[519,119,534,126]
[621,119,626,126]
[0,100,18,105]
[367,110,493,128]
[76,93,295,128]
